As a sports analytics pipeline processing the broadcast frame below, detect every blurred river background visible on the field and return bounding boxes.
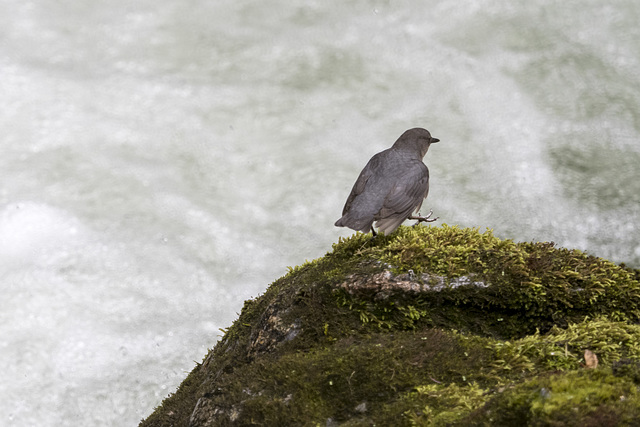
[1,0,639,425]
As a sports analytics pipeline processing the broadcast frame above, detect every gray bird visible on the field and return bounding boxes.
[335,128,439,236]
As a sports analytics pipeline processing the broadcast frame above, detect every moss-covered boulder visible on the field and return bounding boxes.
[140,225,640,426]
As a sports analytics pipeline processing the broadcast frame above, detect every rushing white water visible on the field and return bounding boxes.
[1,1,639,425]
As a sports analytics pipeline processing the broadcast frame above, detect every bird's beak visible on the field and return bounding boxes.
[431,138,440,143]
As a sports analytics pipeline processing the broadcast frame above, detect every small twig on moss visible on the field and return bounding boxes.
[347,371,356,395]
[429,375,442,384]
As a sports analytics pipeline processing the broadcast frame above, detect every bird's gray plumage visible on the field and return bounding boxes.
[335,128,439,235]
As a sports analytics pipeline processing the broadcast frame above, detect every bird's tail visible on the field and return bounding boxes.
[335,214,373,233]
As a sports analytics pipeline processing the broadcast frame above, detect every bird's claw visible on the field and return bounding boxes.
[409,209,439,226]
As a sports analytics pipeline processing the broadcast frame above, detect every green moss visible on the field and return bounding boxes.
[479,317,640,378]
[401,382,488,426]
[145,319,640,426]
[140,225,640,426]
[466,370,640,426]
[169,329,495,426]
[333,225,640,338]
[612,360,640,385]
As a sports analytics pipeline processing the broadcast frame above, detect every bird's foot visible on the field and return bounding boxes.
[409,209,438,226]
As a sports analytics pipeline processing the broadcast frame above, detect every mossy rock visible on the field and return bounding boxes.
[140,225,640,426]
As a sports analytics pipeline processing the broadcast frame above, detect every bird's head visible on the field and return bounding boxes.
[393,127,439,158]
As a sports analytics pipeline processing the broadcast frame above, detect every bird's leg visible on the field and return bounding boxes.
[409,209,438,225]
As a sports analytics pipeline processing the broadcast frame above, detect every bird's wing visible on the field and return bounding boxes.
[377,162,430,219]
[341,152,383,216]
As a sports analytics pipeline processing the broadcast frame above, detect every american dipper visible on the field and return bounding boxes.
[335,128,439,236]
